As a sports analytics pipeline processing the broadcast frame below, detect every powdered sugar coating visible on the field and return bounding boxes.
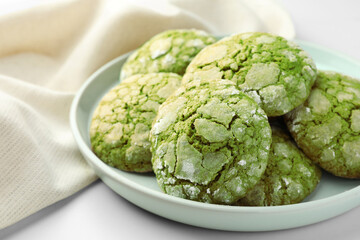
[285,71,360,178]
[183,32,317,117]
[150,79,272,204]
[90,73,182,172]
[120,29,216,80]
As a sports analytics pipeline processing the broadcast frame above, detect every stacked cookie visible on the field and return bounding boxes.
[90,29,360,206]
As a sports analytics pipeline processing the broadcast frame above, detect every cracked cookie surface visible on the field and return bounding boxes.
[120,29,216,80]
[90,73,182,172]
[285,71,360,178]
[236,126,322,206]
[150,79,272,204]
[183,32,317,117]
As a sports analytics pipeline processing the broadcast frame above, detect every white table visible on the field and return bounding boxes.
[2,0,360,239]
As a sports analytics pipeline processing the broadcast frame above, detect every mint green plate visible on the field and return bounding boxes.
[70,41,360,231]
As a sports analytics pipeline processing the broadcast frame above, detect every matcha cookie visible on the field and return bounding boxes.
[120,29,216,80]
[90,73,182,172]
[285,71,360,178]
[236,126,322,206]
[150,79,272,204]
[183,32,317,117]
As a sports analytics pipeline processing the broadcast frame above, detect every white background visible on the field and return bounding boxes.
[2,0,360,239]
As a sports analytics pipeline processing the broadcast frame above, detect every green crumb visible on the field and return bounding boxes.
[90,73,182,172]
[150,79,272,204]
[183,32,317,117]
[120,29,217,80]
[285,70,360,178]
[236,126,322,206]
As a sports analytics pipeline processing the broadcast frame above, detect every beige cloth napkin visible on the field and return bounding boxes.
[0,0,295,229]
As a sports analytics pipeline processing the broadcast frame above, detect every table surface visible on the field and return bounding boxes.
[2,0,360,239]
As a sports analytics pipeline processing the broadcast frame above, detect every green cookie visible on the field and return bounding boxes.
[183,32,317,117]
[120,29,216,80]
[285,70,360,178]
[150,79,272,204]
[90,73,182,172]
[236,126,322,206]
